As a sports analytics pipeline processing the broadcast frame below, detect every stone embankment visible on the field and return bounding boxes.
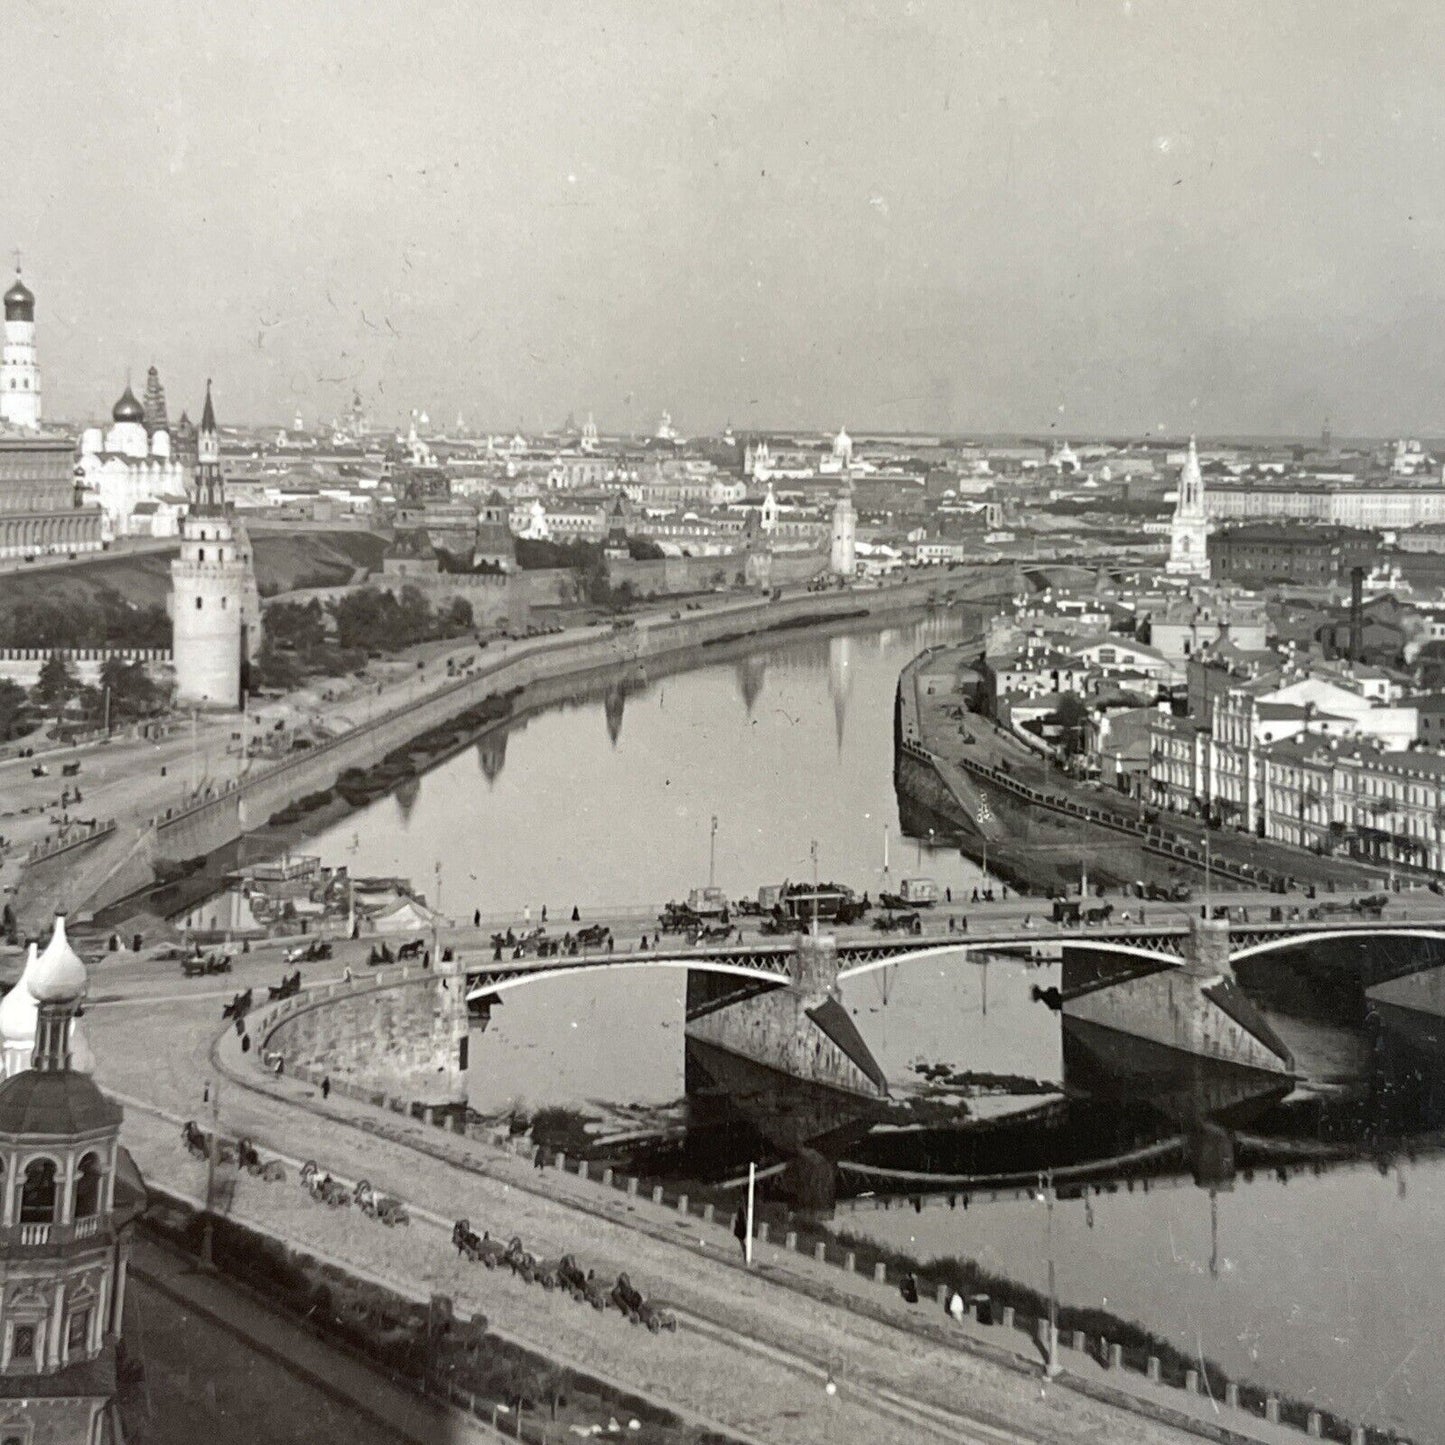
[894,647,1381,896]
[19,572,1009,928]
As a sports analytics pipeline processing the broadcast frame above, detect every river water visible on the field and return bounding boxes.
[293,612,1440,1442]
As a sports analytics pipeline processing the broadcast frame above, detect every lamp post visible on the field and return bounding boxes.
[810,839,820,934]
[1037,1169,1059,1379]
[709,814,718,890]
[201,1078,221,1270]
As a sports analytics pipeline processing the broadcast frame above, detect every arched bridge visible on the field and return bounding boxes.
[464,905,1445,1006]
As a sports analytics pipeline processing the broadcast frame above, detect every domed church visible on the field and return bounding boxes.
[0,916,143,1444]
[77,373,192,540]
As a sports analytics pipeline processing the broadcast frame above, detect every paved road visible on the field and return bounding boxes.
[83,942,1212,1445]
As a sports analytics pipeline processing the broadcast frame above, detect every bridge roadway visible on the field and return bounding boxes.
[456,886,1445,1001]
[80,934,1231,1445]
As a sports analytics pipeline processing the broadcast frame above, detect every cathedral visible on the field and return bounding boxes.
[0,914,143,1443]
[170,383,262,710]
[1165,435,1210,579]
[77,369,193,540]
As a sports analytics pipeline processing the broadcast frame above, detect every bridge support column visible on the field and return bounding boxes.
[1182,914,1232,978]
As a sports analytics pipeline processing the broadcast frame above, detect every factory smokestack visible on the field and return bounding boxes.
[1349,566,1364,662]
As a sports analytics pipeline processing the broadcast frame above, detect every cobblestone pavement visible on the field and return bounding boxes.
[89,980,1211,1445]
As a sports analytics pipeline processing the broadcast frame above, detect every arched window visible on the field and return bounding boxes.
[195,597,203,610]
[198,548,205,561]
[20,1158,57,1223]
[74,1153,102,1218]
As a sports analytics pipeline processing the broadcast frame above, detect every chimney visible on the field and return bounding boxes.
[1349,566,1365,662]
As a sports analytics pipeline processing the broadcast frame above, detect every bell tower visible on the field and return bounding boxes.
[0,262,41,430]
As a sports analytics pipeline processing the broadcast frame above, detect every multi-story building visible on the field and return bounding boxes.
[1207,522,1377,587]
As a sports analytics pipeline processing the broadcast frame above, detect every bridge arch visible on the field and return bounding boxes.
[836,937,1186,983]
[465,953,795,1001]
[1229,927,1445,965]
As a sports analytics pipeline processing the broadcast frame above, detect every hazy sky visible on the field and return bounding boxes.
[10,1,1445,436]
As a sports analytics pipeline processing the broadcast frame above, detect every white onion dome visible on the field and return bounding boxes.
[0,944,39,1048]
[30,914,87,1004]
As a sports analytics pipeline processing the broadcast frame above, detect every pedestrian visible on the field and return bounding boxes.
[571,904,580,922]
[541,904,548,924]
[473,908,481,928]
[322,1076,331,1100]
[732,1205,748,1258]
[640,936,648,951]
[653,931,660,947]
[900,1272,919,1305]
[948,917,955,934]
[971,888,979,904]
[343,965,352,983]
[203,1081,210,1104]
[946,886,952,904]
[533,1145,545,1171]
[607,935,614,953]
[422,950,431,969]
[947,1290,965,1323]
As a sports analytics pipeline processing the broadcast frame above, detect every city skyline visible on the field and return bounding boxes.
[10,2,1445,436]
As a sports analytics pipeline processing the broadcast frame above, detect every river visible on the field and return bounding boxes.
[285,611,1439,1441]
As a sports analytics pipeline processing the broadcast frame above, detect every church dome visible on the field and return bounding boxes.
[0,944,40,1049]
[30,914,87,1004]
[112,385,145,424]
[0,1069,120,1136]
[4,274,34,321]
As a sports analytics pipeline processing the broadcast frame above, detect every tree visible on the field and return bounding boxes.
[0,678,27,741]
[32,653,75,715]
[1050,692,1090,757]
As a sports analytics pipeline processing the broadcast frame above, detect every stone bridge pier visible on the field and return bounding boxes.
[258,954,471,1112]
[683,931,891,1152]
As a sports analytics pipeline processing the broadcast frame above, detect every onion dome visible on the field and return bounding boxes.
[30,914,87,1004]
[112,385,144,425]
[0,944,40,1050]
[4,273,34,322]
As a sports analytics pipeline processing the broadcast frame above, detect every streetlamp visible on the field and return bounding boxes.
[709,814,718,890]
[1036,1169,1060,1379]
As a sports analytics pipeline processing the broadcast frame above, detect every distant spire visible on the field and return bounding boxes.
[201,377,217,434]
[142,364,169,435]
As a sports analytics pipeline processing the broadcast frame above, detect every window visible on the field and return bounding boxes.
[19,1159,56,1223]
[66,1309,89,1354]
[198,548,205,561]
[11,1324,34,1363]
[74,1153,102,1218]
[195,597,203,610]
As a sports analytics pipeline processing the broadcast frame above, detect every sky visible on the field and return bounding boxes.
[9,0,1445,437]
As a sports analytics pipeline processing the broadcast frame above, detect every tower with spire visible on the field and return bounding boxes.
[1165,435,1210,579]
[0,264,41,430]
[170,383,262,708]
[828,473,857,579]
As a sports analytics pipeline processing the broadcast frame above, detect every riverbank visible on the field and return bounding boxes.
[894,645,1388,897]
[29,570,1009,929]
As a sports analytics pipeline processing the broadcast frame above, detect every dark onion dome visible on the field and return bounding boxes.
[3,272,33,321]
[111,384,144,424]
[0,1070,121,1137]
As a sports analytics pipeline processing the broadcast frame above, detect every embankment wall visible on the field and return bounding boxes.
[257,962,469,1108]
[22,572,1011,925]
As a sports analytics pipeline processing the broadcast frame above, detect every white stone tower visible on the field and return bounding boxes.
[171,382,253,709]
[0,269,41,430]
[828,477,857,578]
[1166,434,1210,578]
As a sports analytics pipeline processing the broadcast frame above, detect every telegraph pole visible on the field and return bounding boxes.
[709,814,718,889]
[201,1078,220,1269]
[1040,1168,1059,1379]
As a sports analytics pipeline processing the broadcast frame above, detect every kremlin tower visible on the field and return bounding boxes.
[170,383,262,709]
[0,269,41,430]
